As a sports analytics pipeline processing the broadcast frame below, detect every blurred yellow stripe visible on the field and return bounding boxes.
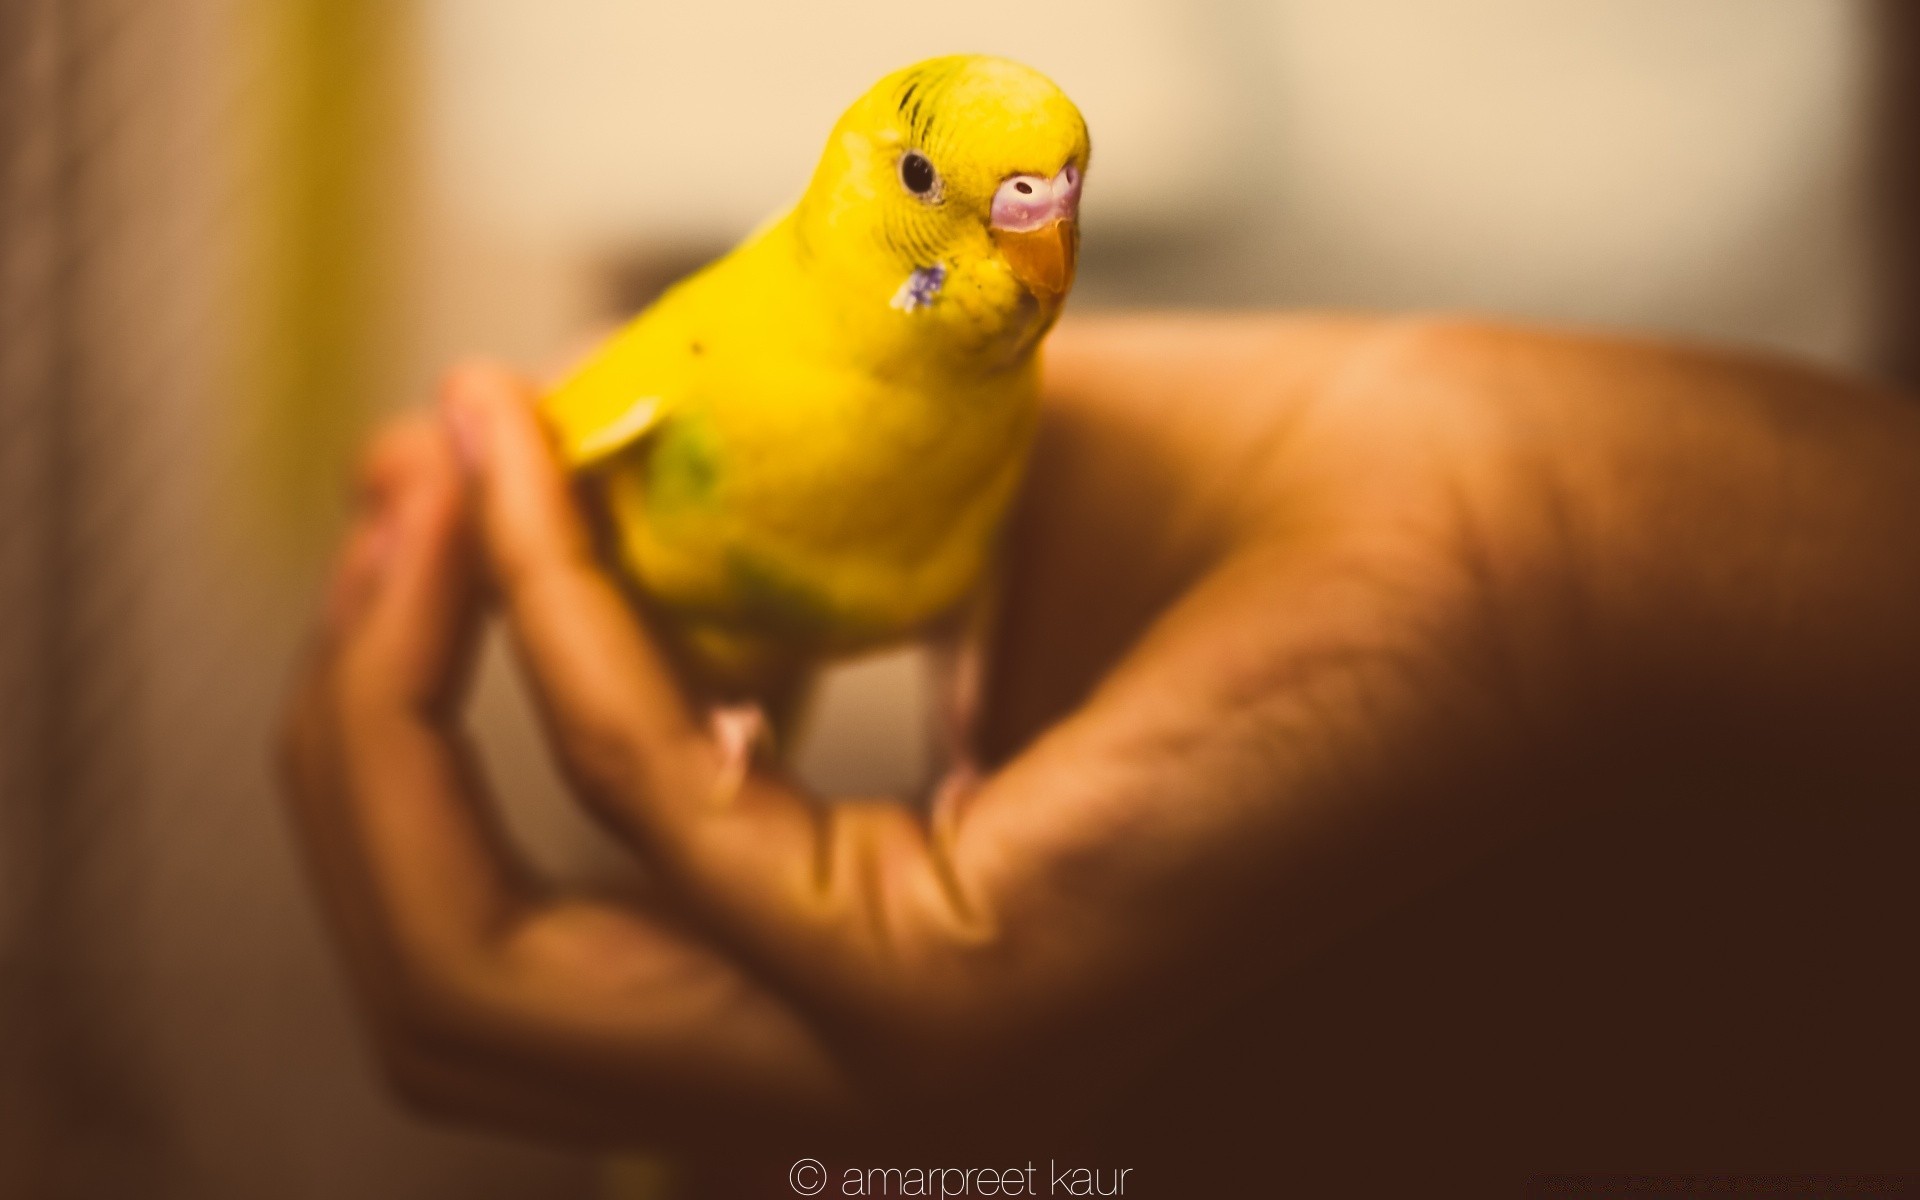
[230,0,416,554]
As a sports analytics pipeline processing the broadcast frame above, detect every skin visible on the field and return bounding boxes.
[280,314,1920,1184]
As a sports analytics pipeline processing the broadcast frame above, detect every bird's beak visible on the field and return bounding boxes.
[991,164,1083,303]
[992,220,1078,301]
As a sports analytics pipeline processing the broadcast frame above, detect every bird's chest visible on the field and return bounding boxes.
[624,368,1037,635]
[718,366,1029,543]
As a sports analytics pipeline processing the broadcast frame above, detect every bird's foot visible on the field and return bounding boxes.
[925,615,989,814]
[707,702,771,806]
[928,756,984,816]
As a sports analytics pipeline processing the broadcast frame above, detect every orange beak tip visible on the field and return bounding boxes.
[993,220,1078,302]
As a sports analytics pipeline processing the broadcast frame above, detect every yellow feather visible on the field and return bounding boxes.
[542,55,1089,696]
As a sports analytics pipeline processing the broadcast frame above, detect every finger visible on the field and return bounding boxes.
[981,312,1364,759]
[435,356,1372,1064]
[378,898,855,1146]
[438,363,718,805]
[430,363,1124,1028]
[429,355,1210,1058]
[339,416,538,955]
[322,507,395,639]
[284,421,856,1139]
[319,425,433,638]
[285,416,534,995]
[939,525,1535,1050]
[286,681,853,1146]
[438,366,831,864]
[435,365,932,990]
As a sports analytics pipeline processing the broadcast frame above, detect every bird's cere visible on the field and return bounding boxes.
[989,164,1080,302]
[990,164,1082,232]
[890,264,948,312]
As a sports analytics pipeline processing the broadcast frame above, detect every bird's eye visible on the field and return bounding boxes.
[900,151,937,196]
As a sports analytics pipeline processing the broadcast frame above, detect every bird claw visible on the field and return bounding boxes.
[708,702,771,805]
[929,757,984,816]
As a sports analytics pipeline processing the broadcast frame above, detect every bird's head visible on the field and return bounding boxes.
[797,55,1090,347]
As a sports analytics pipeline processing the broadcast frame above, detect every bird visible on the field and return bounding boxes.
[540,54,1089,794]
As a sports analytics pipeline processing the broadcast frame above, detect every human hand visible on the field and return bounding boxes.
[280,315,1920,1169]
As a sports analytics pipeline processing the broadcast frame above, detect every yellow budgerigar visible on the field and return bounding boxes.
[542,54,1088,782]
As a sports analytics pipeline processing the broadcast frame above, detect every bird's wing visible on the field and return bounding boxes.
[556,393,663,470]
[541,226,766,470]
[541,319,679,471]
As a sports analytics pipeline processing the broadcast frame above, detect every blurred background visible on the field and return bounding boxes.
[2,1,1916,1196]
